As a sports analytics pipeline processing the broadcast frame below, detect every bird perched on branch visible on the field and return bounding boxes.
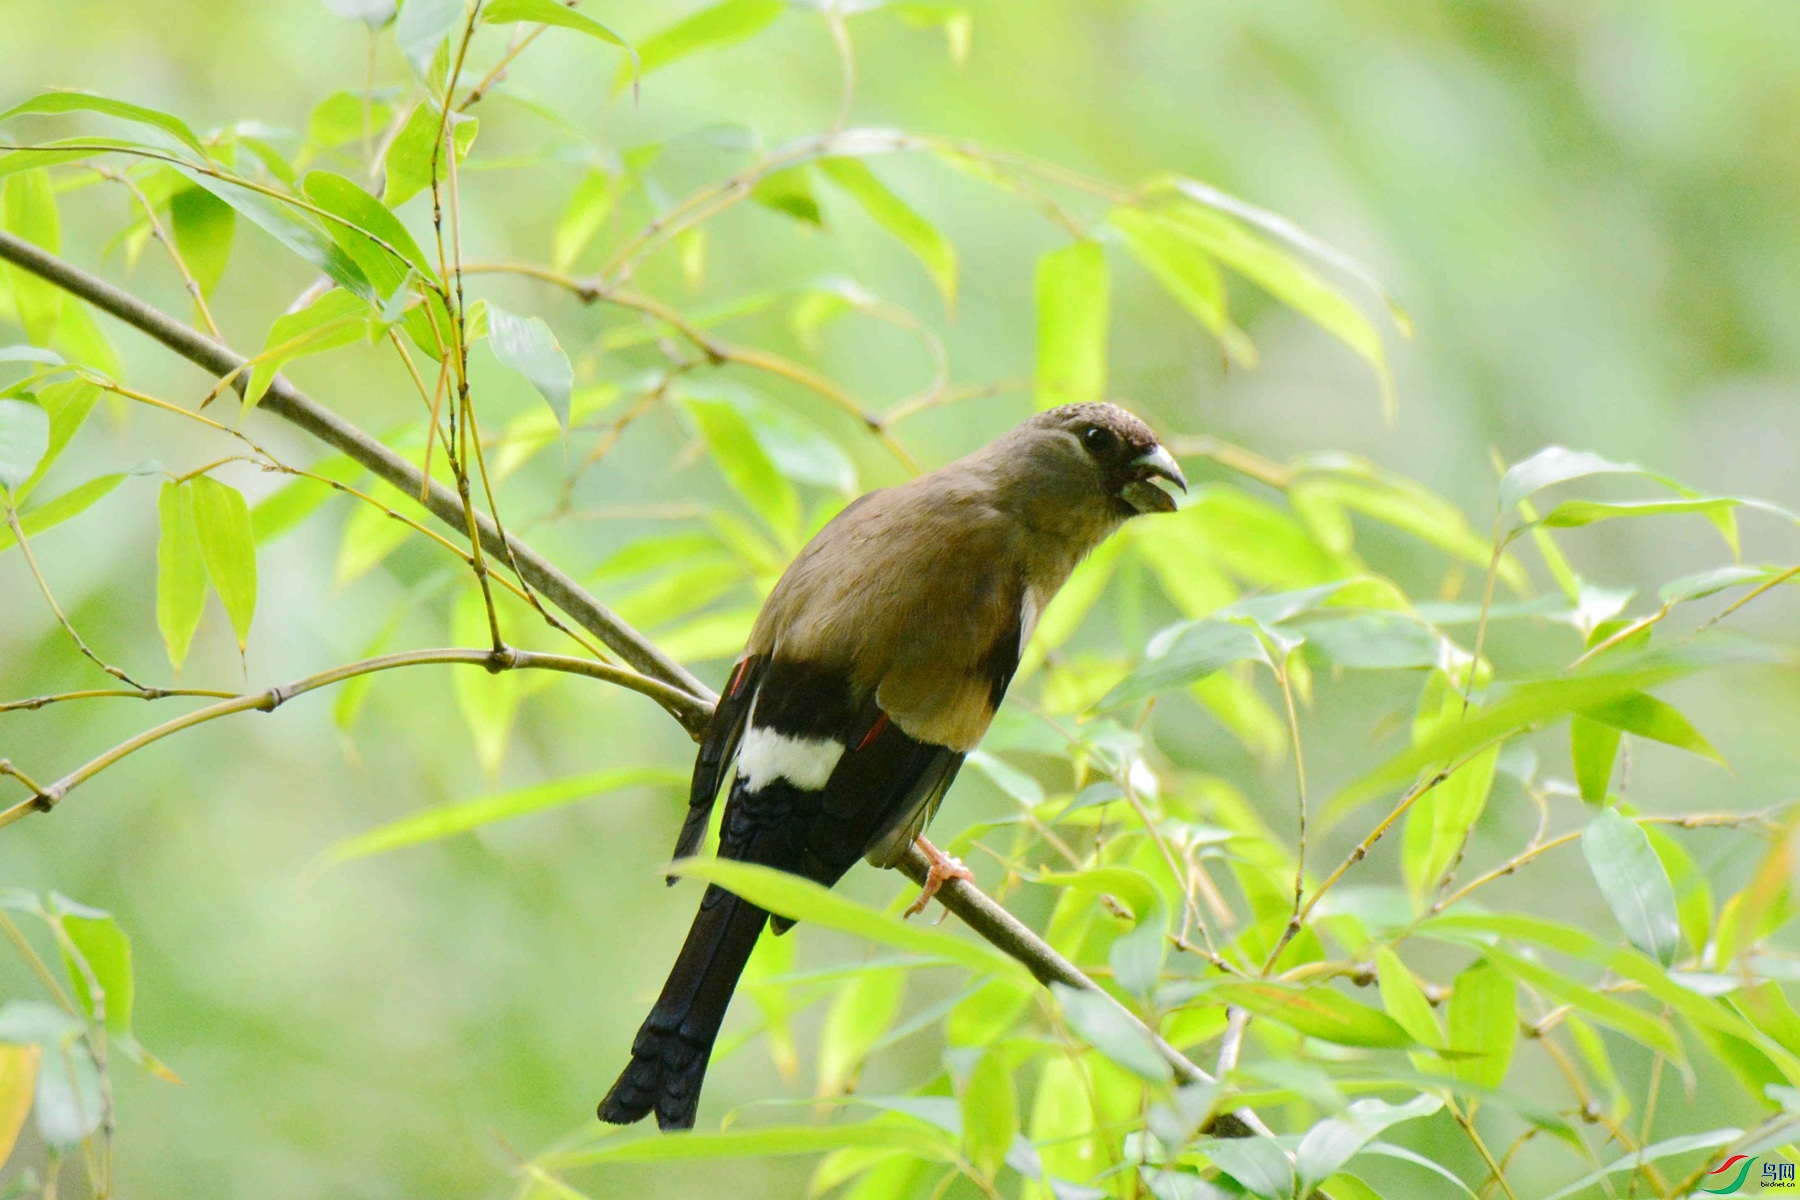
[599,402,1187,1131]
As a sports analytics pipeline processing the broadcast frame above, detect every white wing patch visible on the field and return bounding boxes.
[737,726,846,792]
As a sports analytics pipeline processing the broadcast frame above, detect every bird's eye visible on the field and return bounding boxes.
[1082,426,1117,455]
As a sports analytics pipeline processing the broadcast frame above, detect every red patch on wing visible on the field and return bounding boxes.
[857,712,891,752]
[726,658,752,699]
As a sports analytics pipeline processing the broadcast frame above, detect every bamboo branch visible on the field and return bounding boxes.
[895,843,1268,1140]
[0,229,714,732]
[0,647,703,830]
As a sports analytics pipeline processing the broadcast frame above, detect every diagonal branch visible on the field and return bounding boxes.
[0,229,715,733]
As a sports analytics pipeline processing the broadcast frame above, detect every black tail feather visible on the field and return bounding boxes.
[598,884,770,1131]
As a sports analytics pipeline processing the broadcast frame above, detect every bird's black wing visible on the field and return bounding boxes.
[667,654,764,872]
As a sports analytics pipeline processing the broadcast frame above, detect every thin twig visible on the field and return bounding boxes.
[0,646,709,830]
[5,506,146,691]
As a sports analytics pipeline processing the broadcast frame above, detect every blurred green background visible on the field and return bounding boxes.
[2,0,1798,1195]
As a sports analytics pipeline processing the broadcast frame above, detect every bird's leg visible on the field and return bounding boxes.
[905,835,975,918]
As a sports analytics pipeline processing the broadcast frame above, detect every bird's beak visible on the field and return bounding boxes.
[1122,444,1187,514]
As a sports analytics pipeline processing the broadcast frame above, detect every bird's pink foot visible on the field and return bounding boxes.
[905,836,974,918]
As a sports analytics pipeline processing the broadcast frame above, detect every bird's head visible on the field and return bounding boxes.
[996,402,1188,521]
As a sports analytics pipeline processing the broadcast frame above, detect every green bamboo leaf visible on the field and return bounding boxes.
[753,164,823,227]
[1582,810,1682,966]
[0,397,49,493]
[0,90,209,158]
[1335,642,1776,809]
[818,157,957,309]
[1403,744,1499,899]
[1495,447,1681,515]
[327,767,686,862]
[168,187,235,299]
[1153,200,1394,421]
[172,166,372,299]
[680,381,857,493]
[961,1049,1018,1181]
[1644,825,1713,958]
[1373,947,1443,1049]
[2,169,63,346]
[685,392,801,543]
[1580,691,1722,764]
[396,0,468,76]
[1660,564,1796,605]
[1295,1096,1443,1194]
[1570,715,1621,803]
[1049,982,1171,1081]
[301,170,436,277]
[817,968,906,1099]
[1479,944,1681,1060]
[47,896,134,1042]
[486,305,574,432]
[155,482,206,671]
[16,377,98,503]
[245,288,370,410]
[1034,240,1109,409]
[1206,1136,1297,1200]
[622,0,784,88]
[0,473,123,556]
[1421,911,1800,1076]
[1098,619,1269,709]
[1211,982,1415,1049]
[382,103,478,208]
[547,1120,953,1168]
[187,475,257,652]
[1446,959,1515,1089]
[483,0,636,81]
[671,859,1033,986]
[1537,495,1753,535]
[1108,207,1253,365]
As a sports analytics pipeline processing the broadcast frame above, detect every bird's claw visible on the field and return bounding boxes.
[905,836,974,919]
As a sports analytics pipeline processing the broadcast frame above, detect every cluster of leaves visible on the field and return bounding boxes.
[1,3,1798,1199]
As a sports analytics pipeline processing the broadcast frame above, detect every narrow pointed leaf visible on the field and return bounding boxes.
[187,475,257,651]
[819,157,956,309]
[0,90,208,158]
[487,305,574,432]
[0,473,124,556]
[327,767,685,861]
[168,187,235,298]
[1582,810,1682,965]
[1446,959,1515,1088]
[245,288,370,410]
[624,0,784,86]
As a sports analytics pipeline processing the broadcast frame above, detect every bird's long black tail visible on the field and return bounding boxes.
[598,883,770,1131]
